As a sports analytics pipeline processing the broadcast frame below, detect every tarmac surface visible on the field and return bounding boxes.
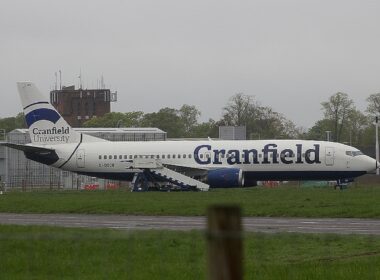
[1,213,380,235]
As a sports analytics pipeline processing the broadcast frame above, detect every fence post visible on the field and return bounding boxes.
[207,205,243,280]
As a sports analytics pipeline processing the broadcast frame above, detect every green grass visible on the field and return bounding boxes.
[1,185,380,218]
[0,225,379,279]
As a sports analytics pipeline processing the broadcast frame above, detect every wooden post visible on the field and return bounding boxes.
[207,205,243,280]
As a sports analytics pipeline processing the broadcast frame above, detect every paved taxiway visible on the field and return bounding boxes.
[1,213,380,235]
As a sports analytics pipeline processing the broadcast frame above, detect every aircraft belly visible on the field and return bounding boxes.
[237,164,326,172]
[244,170,366,181]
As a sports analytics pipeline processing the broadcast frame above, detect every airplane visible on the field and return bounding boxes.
[1,82,378,191]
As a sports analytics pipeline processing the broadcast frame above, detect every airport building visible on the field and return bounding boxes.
[0,141,5,185]
[1,128,166,190]
[219,126,246,140]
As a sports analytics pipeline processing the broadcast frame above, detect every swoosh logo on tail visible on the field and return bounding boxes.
[25,108,61,127]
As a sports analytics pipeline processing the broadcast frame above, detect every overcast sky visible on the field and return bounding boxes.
[1,0,380,128]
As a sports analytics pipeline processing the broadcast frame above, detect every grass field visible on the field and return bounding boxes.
[1,185,380,217]
[0,225,379,279]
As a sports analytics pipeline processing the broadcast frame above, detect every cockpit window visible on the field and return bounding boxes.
[346,150,364,157]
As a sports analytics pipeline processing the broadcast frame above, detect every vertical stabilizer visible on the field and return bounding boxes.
[17,82,81,145]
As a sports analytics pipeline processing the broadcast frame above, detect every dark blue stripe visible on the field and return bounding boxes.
[23,101,49,110]
[25,108,60,127]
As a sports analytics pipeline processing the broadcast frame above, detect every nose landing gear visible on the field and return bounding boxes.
[334,178,354,190]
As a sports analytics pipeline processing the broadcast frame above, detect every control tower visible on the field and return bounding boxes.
[50,86,117,127]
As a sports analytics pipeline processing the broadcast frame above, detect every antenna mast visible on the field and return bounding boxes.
[59,70,62,90]
[78,68,82,89]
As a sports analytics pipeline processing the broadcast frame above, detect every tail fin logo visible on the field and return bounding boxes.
[25,108,61,128]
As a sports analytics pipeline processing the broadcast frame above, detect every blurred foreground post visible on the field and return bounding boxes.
[207,205,242,280]
[376,116,379,175]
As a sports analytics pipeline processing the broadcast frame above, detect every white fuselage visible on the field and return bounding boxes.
[47,139,375,181]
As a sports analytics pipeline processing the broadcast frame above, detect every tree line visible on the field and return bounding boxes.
[1,92,379,151]
[81,92,378,149]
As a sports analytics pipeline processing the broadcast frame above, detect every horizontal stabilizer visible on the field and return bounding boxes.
[1,143,59,165]
[1,143,55,153]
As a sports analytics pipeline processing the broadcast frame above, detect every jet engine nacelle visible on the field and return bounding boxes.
[207,168,245,188]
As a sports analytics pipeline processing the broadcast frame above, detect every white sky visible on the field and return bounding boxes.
[1,0,380,128]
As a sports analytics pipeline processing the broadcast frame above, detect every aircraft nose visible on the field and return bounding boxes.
[360,155,379,174]
[367,157,380,173]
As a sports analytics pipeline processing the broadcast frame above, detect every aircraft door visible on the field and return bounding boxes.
[325,147,334,166]
[346,158,351,169]
[76,149,85,168]
[346,155,351,169]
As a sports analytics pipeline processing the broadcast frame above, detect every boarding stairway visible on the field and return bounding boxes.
[150,167,209,191]
[130,158,209,192]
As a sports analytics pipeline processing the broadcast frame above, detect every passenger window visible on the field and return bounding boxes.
[109,155,112,159]
[167,155,171,159]
[189,154,192,158]
[183,154,186,158]
[162,155,166,159]
[124,155,128,159]
[134,155,137,159]
[114,155,117,159]
[119,155,122,159]
[99,155,102,159]
[156,155,160,159]
[178,155,181,158]
[129,155,133,159]
[173,155,176,159]
[104,155,107,159]
[200,154,204,159]
[151,155,154,159]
